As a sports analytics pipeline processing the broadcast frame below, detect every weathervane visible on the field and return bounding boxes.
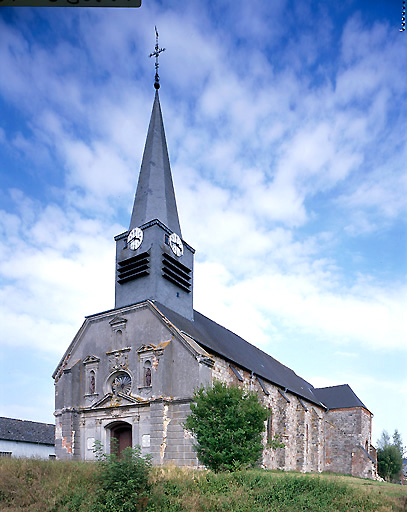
[149,26,166,89]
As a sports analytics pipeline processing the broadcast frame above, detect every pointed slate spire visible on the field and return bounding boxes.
[129,91,182,236]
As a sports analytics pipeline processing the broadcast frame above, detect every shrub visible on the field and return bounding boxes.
[92,442,152,512]
[184,381,269,472]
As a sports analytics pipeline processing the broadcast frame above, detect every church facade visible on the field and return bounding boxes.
[53,88,377,478]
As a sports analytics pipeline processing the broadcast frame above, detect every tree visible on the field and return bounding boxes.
[377,445,403,482]
[377,430,391,450]
[184,381,269,472]
[392,429,405,458]
[376,429,404,482]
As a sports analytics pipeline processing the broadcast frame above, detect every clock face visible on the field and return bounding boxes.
[127,227,143,251]
[169,232,184,257]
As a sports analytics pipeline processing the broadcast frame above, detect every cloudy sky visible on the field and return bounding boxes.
[0,0,406,448]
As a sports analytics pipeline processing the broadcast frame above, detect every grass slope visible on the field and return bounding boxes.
[0,459,406,512]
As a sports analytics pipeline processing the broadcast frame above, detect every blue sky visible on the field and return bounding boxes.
[0,0,406,449]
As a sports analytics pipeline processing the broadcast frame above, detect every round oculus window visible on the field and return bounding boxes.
[112,373,132,395]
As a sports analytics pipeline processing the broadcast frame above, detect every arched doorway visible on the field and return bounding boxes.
[110,423,132,457]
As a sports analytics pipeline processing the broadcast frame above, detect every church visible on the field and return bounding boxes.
[53,58,377,478]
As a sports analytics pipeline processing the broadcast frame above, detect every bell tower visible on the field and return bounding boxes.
[114,32,194,320]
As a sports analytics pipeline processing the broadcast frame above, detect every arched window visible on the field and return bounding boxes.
[144,360,152,387]
[89,370,96,394]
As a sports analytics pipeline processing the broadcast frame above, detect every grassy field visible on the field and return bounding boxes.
[0,458,406,512]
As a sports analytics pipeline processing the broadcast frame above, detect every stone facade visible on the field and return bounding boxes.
[53,300,377,478]
[53,90,376,479]
[54,303,212,465]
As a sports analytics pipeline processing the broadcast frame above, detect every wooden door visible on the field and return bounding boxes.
[111,424,132,457]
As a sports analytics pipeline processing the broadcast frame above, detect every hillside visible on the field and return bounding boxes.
[0,458,406,512]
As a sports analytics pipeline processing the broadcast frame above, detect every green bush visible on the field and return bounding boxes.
[92,443,152,512]
[184,381,269,472]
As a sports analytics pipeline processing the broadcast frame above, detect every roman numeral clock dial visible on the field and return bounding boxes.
[127,227,143,250]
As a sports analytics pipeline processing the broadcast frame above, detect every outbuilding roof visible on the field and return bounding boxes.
[0,417,55,445]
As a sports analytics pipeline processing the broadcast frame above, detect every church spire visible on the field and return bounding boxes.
[128,91,182,236]
[114,30,193,319]
[129,28,180,234]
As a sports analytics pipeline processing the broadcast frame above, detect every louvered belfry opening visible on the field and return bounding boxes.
[162,252,191,292]
[117,251,150,284]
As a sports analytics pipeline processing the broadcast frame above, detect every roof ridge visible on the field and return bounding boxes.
[0,416,55,426]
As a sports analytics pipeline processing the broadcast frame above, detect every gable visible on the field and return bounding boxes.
[53,299,214,408]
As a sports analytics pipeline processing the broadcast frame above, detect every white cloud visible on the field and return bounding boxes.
[0,191,116,353]
[194,258,407,352]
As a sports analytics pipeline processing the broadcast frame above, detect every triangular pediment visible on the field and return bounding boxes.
[91,393,144,409]
[109,315,128,327]
[83,355,100,364]
[137,343,156,353]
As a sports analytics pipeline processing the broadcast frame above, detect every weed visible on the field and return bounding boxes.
[90,443,152,512]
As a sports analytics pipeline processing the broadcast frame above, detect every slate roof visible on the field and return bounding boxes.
[129,91,182,235]
[155,302,324,406]
[58,299,370,413]
[154,303,371,413]
[0,417,55,445]
[312,384,370,412]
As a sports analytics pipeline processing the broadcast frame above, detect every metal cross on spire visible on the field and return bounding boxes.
[149,26,166,90]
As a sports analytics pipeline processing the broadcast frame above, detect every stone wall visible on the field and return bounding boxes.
[55,409,80,460]
[324,407,372,475]
[211,354,325,474]
[351,445,376,479]
[160,400,198,467]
